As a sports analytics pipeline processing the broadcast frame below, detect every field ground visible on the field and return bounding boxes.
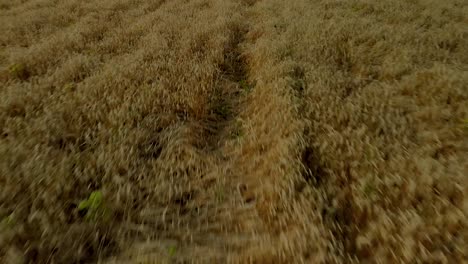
[0,0,467,263]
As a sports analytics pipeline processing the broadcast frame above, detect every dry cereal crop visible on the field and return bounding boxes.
[0,0,467,263]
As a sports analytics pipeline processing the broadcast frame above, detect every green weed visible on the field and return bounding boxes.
[0,214,15,230]
[230,119,244,139]
[215,187,225,203]
[168,245,177,257]
[8,63,29,80]
[214,103,230,119]
[64,83,76,92]
[78,190,110,222]
[363,182,375,197]
[239,79,252,93]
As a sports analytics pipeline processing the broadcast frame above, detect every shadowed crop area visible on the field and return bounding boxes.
[0,0,467,263]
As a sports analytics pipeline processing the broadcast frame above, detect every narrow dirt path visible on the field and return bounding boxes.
[107,1,268,262]
[197,22,247,153]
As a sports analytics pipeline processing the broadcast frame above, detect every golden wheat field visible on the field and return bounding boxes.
[0,0,467,263]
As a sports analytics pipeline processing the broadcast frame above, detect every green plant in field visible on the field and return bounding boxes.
[350,2,363,11]
[230,119,244,140]
[215,187,225,203]
[239,79,252,93]
[458,119,468,134]
[362,177,379,200]
[214,103,230,119]
[168,245,176,257]
[64,83,76,92]
[8,63,28,80]
[0,214,15,230]
[78,190,110,221]
[363,182,376,197]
